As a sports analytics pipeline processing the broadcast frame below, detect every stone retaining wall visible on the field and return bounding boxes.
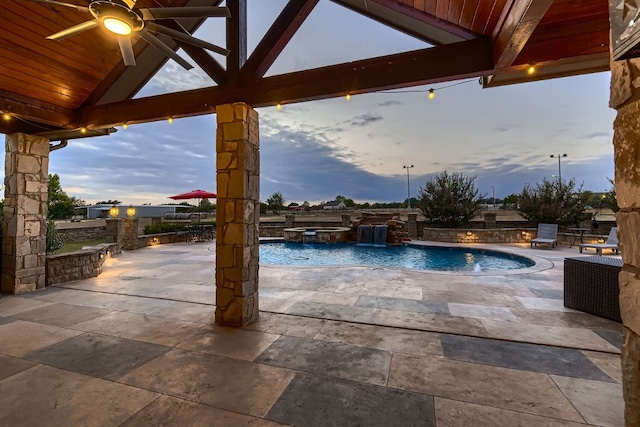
[422,227,611,246]
[45,243,119,286]
[57,226,106,242]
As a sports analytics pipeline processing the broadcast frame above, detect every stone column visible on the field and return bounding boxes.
[104,218,123,253]
[407,213,418,238]
[2,133,49,294]
[285,214,294,227]
[610,58,640,423]
[215,103,260,327]
[123,218,139,251]
[483,212,497,229]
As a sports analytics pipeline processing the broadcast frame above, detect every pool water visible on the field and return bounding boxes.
[259,242,534,271]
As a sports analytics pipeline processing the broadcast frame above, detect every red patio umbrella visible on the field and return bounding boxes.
[169,189,217,200]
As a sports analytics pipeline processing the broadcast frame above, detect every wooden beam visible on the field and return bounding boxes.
[331,0,476,44]
[0,90,74,128]
[160,20,227,85]
[242,0,319,79]
[492,0,554,69]
[79,38,493,128]
[484,52,609,88]
[226,0,247,79]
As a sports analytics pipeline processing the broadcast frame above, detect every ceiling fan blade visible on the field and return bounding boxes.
[47,20,99,40]
[139,6,231,20]
[146,22,230,56]
[117,36,136,66]
[24,0,89,12]
[139,30,193,70]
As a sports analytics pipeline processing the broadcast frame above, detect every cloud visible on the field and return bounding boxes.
[347,113,383,127]
[378,100,402,107]
[581,131,612,139]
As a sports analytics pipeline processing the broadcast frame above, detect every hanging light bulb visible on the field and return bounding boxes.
[527,64,536,75]
[167,117,174,124]
[428,88,435,100]
[276,103,282,111]
[345,93,351,101]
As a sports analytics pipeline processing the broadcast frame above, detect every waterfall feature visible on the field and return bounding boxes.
[302,231,316,244]
[357,224,387,245]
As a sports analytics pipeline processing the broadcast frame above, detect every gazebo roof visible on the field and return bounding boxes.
[0,0,610,140]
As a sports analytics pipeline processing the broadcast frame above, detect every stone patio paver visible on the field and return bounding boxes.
[0,241,624,426]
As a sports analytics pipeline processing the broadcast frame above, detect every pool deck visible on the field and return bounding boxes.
[0,240,624,426]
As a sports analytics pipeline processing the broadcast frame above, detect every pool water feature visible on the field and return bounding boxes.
[260,242,534,271]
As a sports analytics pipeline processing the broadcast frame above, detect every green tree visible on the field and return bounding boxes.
[198,198,215,212]
[265,192,285,214]
[601,178,619,212]
[418,171,483,227]
[48,174,75,219]
[502,193,518,209]
[335,194,356,208]
[46,220,65,254]
[517,178,588,225]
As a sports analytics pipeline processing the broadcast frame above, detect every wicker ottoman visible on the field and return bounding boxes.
[564,256,622,322]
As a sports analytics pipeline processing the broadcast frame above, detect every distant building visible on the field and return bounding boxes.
[323,200,347,211]
[86,204,177,219]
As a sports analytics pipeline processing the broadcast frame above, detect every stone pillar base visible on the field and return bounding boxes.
[2,133,49,294]
[123,218,139,250]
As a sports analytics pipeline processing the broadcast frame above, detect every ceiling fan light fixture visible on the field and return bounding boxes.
[90,1,144,35]
[103,17,132,35]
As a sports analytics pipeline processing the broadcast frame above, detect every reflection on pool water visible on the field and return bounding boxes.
[260,242,534,272]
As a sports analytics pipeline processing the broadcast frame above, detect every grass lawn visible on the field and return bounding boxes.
[59,239,106,254]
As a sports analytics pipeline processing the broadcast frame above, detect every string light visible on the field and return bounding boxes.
[345,93,351,101]
[80,127,87,134]
[167,117,174,124]
[276,103,282,110]
[122,123,128,129]
[428,88,435,100]
[2,112,11,121]
[527,64,536,75]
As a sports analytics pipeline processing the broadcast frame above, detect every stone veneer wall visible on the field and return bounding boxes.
[45,243,119,286]
[215,103,260,327]
[610,57,640,424]
[2,133,49,294]
[57,226,106,242]
[422,227,609,246]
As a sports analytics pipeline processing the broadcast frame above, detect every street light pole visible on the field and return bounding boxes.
[403,165,414,210]
[491,185,495,208]
[550,154,567,185]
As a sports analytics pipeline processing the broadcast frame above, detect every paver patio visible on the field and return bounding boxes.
[0,241,624,426]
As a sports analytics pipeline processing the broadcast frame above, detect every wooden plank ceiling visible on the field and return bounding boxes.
[0,0,611,140]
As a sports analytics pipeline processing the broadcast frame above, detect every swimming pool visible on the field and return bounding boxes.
[259,242,534,271]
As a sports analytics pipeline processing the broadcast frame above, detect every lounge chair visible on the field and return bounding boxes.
[579,227,619,255]
[530,223,558,249]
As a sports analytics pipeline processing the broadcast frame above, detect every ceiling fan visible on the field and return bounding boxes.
[25,0,230,70]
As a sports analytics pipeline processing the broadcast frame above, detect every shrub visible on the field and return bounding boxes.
[418,171,483,228]
[46,220,66,255]
[517,178,588,225]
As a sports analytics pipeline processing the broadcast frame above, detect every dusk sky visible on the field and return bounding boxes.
[15,0,617,206]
